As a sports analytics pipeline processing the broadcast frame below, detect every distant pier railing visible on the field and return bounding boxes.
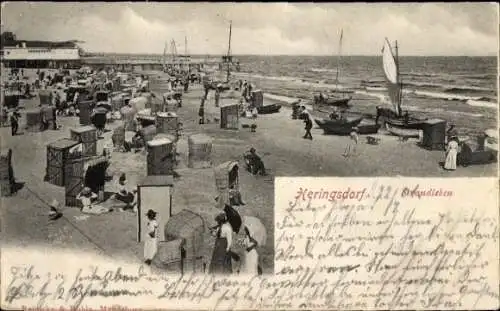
[81,56,226,66]
[81,55,240,72]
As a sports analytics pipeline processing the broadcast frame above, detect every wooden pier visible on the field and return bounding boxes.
[81,55,240,73]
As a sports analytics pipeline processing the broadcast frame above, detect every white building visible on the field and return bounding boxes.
[1,40,83,69]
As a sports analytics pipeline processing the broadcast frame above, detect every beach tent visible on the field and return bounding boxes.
[214,161,240,209]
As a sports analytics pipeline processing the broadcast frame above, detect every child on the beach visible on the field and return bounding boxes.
[76,187,113,215]
[343,127,359,158]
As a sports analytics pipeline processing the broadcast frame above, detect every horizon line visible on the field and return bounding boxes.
[83,52,497,58]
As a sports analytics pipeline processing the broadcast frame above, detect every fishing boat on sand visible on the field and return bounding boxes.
[385,123,421,138]
[377,38,427,131]
[257,104,281,114]
[313,29,352,109]
[315,116,364,135]
[250,90,281,114]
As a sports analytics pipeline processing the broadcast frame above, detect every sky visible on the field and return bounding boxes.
[1,2,498,56]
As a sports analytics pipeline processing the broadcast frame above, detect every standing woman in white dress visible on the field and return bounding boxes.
[241,227,259,276]
[144,209,158,265]
[444,136,459,171]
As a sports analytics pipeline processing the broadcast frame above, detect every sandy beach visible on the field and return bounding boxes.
[0,68,496,275]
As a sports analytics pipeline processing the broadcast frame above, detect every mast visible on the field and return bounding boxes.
[163,41,167,72]
[171,39,178,70]
[394,40,402,117]
[185,36,189,73]
[226,20,232,82]
[335,28,343,92]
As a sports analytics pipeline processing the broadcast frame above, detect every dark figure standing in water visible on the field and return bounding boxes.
[404,111,409,124]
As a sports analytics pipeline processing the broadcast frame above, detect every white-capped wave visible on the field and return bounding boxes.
[365,86,388,92]
[310,68,337,73]
[466,99,498,109]
[411,90,483,101]
[354,91,484,118]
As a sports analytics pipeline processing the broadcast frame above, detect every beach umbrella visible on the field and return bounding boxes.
[242,216,267,247]
[223,204,242,233]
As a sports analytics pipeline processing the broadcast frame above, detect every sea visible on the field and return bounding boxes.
[230,55,498,134]
[106,54,498,134]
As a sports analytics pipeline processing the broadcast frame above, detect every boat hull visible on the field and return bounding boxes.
[313,96,351,108]
[385,118,426,130]
[257,104,281,114]
[357,122,380,135]
[385,123,421,138]
[315,117,364,135]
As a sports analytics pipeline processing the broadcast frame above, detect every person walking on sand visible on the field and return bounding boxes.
[198,98,205,124]
[301,107,313,140]
[215,87,221,108]
[343,127,359,158]
[9,109,20,136]
[444,136,459,171]
[144,209,158,265]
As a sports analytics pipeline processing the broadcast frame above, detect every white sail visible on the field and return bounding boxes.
[382,38,401,116]
[382,39,398,84]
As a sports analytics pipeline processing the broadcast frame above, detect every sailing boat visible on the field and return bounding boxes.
[162,41,167,72]
[214,21,233,91]
[313,29,352,109]
[379,38,427,130]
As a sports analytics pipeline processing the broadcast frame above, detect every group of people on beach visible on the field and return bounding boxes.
[10,64,270,274]
[291,99,359,157]
[142,202,262,276]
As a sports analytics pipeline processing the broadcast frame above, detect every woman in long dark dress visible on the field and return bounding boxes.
[209,213,233,274]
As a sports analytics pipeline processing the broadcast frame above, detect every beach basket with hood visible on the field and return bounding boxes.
[188,134,212,169]
[458,137,497,166]
[139,124,157,143]
[214,161,239,209]
[120,105,137,131]
[164,209,206,273]
[91,107,108,130]
[156,112,179,138]
[111,94,125,111]
[38,89,53,106]
[142,92,154,109]
[95,90,110,103]
[146,137,174,175]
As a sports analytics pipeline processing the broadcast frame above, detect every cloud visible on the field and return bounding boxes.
[1,2,498,56]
